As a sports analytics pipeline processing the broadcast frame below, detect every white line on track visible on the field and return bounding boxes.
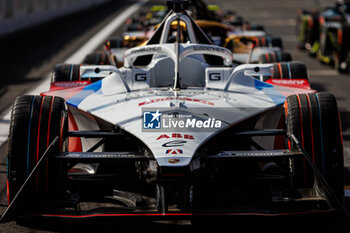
[0,0,148,145]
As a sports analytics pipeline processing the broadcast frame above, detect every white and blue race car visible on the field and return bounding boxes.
[3,0,345,221]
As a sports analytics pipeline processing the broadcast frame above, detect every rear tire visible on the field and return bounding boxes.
[264,61,309,82]
[7,95,67,211]
[258,51,292,63]
[51,64,81,83]
[83,52,110,65]
[255,36,283,49]
[284,93,344,201]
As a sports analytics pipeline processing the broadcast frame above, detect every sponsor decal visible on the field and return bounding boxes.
[67,153,139,158]
[52,81,90,88]
[209,73,221,81]
[166,149,183,154]
[162,140,187,147]
[135,73,147,81]
[138,97,214,106]
[265,78,311,90]
[156,133,195,140]
[158,134,195,156]
[168,158,180,164]
[192,46,226,53]
[269,79,306,85]
[217,151,286,157]
[131,46,161,54]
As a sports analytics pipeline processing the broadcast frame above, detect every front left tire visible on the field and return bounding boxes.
[7,95,67,212]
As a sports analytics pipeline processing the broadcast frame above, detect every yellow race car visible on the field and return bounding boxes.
[83,1,290,67]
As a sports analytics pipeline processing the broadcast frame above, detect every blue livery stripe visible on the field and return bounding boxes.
[67,81,102,108]
[254,79,273,90]
[254,79,286,105]
[315,93,325,174]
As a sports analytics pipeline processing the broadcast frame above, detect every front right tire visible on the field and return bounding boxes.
[284,93,344,201]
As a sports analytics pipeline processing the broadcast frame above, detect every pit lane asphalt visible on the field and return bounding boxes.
[1,0,350,232]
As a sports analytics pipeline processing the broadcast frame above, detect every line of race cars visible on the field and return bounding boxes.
[297,0,350,73]
[81,0,292,68]
[2,0,348,223]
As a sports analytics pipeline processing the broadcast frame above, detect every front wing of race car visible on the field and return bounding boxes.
[1,128,347,222]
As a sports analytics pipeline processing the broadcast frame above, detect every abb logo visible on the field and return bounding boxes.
[156,133,195,140]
